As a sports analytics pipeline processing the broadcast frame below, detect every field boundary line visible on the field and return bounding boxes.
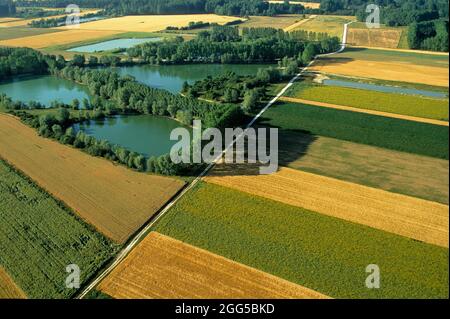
[280,96,449,126]
[76,21,354,300]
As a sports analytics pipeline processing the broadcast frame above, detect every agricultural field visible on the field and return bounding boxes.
[205,166,449,247]
[0,267,26,299]
[155,182,449,299]
[311,47,449,87]
[238,14,306,30]
[260,101,449,159]
[0,29,123,49]
[99,232,328,299]
[0,9,100,28]
[0,159,117,299]
[267,1,321,8]
[290,15,354,38]
[285,82,449,121]
[275,130,449,204]
[347,22,407,49]
[0,114,185,243]
[63,14,244,33]
[0,27,64,41]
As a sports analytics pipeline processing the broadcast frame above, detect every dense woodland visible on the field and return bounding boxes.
[127,26,341,64]
[15,0,313,16]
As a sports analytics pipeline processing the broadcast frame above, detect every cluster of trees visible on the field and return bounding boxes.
[0,0,14,17]
[15,0,315,16]
[0,47,52,79]
[127,26,340,64]
[321,0,449,52]
[408,19,448,51]
[50,65,244,128]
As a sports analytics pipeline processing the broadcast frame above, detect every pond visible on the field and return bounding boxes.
[73,115,190,157]
[0,75,92,107]
[323,79,448,99]
[113,63,274,93]
[68,37,162,53]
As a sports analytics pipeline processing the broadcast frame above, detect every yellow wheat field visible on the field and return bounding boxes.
[0,29,123,49]
[99,232,329,299]
[204,167,449,247]
[0,115,185,243]
[0,267,26,299]
[59,14,243,33]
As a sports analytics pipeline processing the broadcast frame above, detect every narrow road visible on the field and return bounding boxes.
[76,21,354,300]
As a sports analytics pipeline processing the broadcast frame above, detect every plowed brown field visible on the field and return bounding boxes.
[204,167,449,247]
[99,232,329,299]
[0,114,184,243]
[0,267,26,299]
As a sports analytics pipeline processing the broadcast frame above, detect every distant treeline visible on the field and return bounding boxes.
[15,0,313,16]
[127,26,341,64]
[166,19,242,31]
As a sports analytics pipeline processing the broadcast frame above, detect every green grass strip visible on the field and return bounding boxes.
[0,159,118,298]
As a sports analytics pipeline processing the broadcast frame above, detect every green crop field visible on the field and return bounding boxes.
[155,182,449,299]
[0,159,118,299]
[260,101,449,159]
[286,82,449,121]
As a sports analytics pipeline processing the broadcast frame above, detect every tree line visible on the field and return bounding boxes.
[408,19,448,51]
[127,26,341,64]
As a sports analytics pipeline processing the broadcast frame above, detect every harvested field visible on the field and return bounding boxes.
[156,182,449,298]
[238,15,304,30]
[290,15,354,38]
[0,27,64,41]
[268,1,321,8]
[275,130,449,204]
[99,232,328,299]
[0,17,22,24]
[0,29,123,49]
[0,114,185,243]
[312,58,449,87]
[205,167,449,247]
[261,101,449,159]
[0,267,26,299]
[0,9,100,27]
[283,14,316,32]
[65,14,243,33]
[347,27,403,48]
